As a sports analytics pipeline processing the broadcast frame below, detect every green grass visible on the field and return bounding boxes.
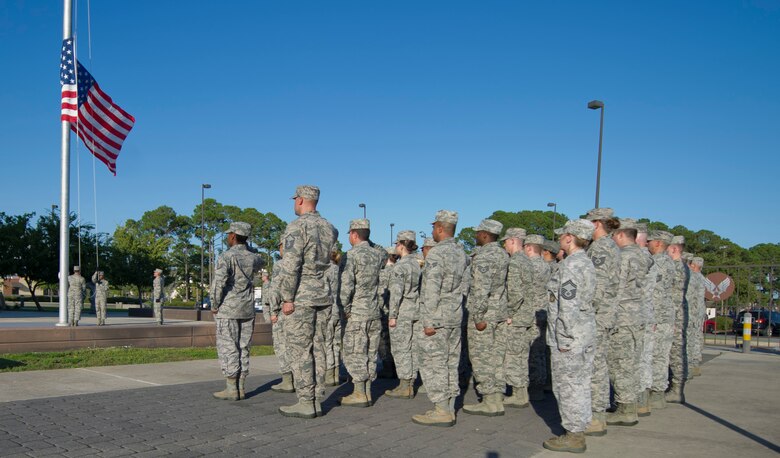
[0,345,274,373]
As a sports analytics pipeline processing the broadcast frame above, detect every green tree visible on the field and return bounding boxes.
[108,219,169,303]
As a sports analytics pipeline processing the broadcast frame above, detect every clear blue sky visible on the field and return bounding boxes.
[1,0,778,249]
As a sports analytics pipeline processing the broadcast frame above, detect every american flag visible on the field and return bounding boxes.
[60,38,135,176]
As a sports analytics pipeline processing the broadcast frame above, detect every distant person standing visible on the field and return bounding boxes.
[92,271,109,326]
[211,222,266,401]
[67,266,87,326]
[152,268,165,325]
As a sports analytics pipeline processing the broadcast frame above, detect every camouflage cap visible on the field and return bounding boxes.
[554,219,595,241]
[670,235,686,246]
[636,222,648,233]
[647,230,673,244]
[154,268,163,274]
[524,234,546,246]
[473,219,503,235]
[423,238,437,248]
[386,246,397,255]
[692,256,704,266]
[433,209,458,225]
[227,221,251,237]
[396,230,416,243]
[349,218,370,231]
[618,218,639,231]
[73,266,81,272]
[585,207,614,221]
[500,227,527,242]
[682,252,694,262]
[543,239,560,254]
[290,185,320,201]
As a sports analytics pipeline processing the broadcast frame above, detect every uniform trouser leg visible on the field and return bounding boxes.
[390,319,417,380]
[216,317,255,378]
[96,299,106,324]
[551,344,594,433]
[640,324,655,390]
[607,325,640,403]
[153,300,163,324]
[669,327,688,385]
[468,321,506,396]
[504,325,534,389]
[68,296,82,323]
[590,327,611,412]
[272,314,290,374]
[285,304,317,401]
[312,305,331,400]
[418,326,462,404]
[324,307,341,371]
[651,323,674,391]
[343,319,381,383]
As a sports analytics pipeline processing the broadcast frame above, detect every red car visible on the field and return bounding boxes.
[703,318,716,333]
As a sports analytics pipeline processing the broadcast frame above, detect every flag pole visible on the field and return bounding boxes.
[57,0,73,327]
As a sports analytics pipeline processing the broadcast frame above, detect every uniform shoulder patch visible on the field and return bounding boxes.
[284,235,295,251]
[478,265,489,274]
[561,280,577,300]
[592,256,606,267]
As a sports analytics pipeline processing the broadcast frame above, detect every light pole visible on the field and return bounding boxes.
[200,183,211,307]
[390,223,395,245]
[359,203,366,219]
[547,202,557,239]
[588,100,605,208]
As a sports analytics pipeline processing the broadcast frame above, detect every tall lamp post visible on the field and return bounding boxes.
[547,202,557,239]
[199,183,211,307]
[359,203,366,219]
[588,100,605,208]
[390,223,395,245]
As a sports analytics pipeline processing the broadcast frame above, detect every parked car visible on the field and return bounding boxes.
[254,298,263,313]
[703,318,716,334]
[198,297,211,310]
[732,310,780,336]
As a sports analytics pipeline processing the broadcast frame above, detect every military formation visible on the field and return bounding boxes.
[180,184,710,454]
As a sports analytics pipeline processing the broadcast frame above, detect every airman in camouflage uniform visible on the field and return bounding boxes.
[152,268,165,325]
[67,266,86,326]
[462,220,509,417]
[276,185,339,419]
[377,246,397,378]
[91,271,109,326]
[412,210,468,427]
[265,256,295,394]
[211,222,266,401]
[526,235,553,400]
[636,223,657,417]
[666,235,690,404]
[582,208,621,436]
[543,220,596,454]
[687,257,706,377]
[324,250,342,386]
[385,230,421,399]
[647,230,677,409]
[339,219,384,408]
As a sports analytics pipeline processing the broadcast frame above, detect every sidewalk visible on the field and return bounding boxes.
[0,348,777,457]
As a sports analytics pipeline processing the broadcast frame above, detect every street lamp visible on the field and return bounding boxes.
[390,223,395,245]
[547,202,557,239]
[359,203,366,219]
[200,183,211,307]
[588,100,605,209]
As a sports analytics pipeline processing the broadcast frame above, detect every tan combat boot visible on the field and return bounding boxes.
[692,366,702,377]
[386,379,414,399]
[637,389,651,417]
[584,411,607,437]
[665,382,685,404]
[412,401,456,427]
[271,372,295,393]
[278,399,316,419]
[340,381,370,407]
[238,372,248,400]
[463,393,505,417]
[543,431,586,453]
[315,399,323,417]
[212,377,239,401]
[649,390,666,409]
[366,380,374,405]
[503,386,530,408]
[606,402,638,426]
[324,368,339,386]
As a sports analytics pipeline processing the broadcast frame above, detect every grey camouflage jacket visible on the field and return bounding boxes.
[340,241,383,320]
[587,235,621,329]
[388,254,421,321]
[614,244,651,327]
[211,244,265,319]
[420,237,468,329]
[546,250,596,352]
[466,242,509,324]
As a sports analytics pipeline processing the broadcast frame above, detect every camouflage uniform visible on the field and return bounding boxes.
[67,271,86,326]
[586,235,620,412]
[608,243,650,404]
[528,255,552,388]
[276,209,338,403]
[505,249,541,390]
[650,251,677,392]
[152,272,165,324]
[686,268,706,373]
[91,272,109,326]
[388,252,421,380]
[547,249,596,433]
[377,255,395,374]
[324,262,342,373]
[669,258,691,389]
[639,248,657,392]
[340,240,384,383]
[264,273,289,374]
[466,240,509,396]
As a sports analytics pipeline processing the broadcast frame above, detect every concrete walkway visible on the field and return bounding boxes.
[0,347,778,457]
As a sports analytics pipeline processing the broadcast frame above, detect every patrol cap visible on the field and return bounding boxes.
[670,235,685,246]
[386,246,397,256]
[349,219,370,231]
[500,227,527,242]
[396,230,416,243]
[543,239,560,254]
[227,221,251,237]
[73,266,81,272]
[432,210,458,225]
[473,219,503,235]
[692,257,704,266]
[524,234,546,246]
[682,252,694,262]
[636,222,648,233]
[154,268,163,274]
[585,207,614,221]
[647,230,673,244]
[423,238,437,248]
[617,218,639,231]
[290,185,320,201]
[554,219,595,241]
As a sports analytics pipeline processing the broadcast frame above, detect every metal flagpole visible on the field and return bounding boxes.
[57,0,73,327]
